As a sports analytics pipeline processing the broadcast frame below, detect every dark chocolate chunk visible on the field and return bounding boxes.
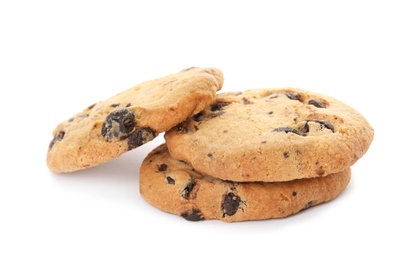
[222,192,242,217]
[285,92,301,101]
[102,108,136,141]
[303,201,313,210]
[211,102,229,111]
[176,123,189,133]
[127,127,155,150]
[49,131,65,149]
[182,66,197,71]
[272,127,303,135]
[210,110,225,118]
[166,176,175,184]
[201,69,212,75]
[308,99,327,108]
[78,113,89,118]
[193,112,204,122]
[181,209,204,221]
[181,179,196,199]
[242,97,252,104]
[87,103,96,110]
[300,120,334,133]
[158,164,168,172]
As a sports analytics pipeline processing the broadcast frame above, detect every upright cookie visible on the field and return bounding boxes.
[47,67,223,173]
[140,144,351,222]
[165,88,373,182]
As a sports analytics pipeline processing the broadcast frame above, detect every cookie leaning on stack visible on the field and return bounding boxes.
[46,67,223,173]
[140,88,374,222]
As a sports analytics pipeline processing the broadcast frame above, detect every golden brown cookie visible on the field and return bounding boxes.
[165,88,373,182]
[139,144,351,222]
[47,67,223,173]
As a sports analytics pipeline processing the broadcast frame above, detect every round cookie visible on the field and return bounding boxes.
[47,67,223,173]
[165,88,373,182]
[140,144,351,222]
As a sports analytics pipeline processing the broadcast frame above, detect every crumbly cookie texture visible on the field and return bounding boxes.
[140,144,351,222]
[47,67,223,173]
[165,88,373,182]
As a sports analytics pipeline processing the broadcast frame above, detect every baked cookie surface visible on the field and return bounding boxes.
[47,67,223,173]
[139,144,351,222]
[165,88,373,182]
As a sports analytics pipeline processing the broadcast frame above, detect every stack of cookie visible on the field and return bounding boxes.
[47,67,374,222]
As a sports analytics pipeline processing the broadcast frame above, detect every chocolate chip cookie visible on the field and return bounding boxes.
[47,67,223,173]
[140,144,351,222]
[165,88,373,182]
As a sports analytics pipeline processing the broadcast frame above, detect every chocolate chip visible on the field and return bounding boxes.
[300,120,334,133]
[127,127,155,150]
[303,201,313,210]
[242,97,252,104]
[102,109,135,141]
[292,192,297,196]
[285,92,301,101]
[222,192,242,217]
[110,103,120,108]
[210,110,225,118]
[308,99,327,108]
[49,131,65,149]
[283,152,290,158]
[272,127,303,135]
[268,111,273,115]
[181,209,204,221]
[207,153,213,158]
[193,112,203,122]
[316,168,325,175]
[176,123,189,133]
[125,103,131,107]
[211,102,229,111]
[182,66,197,71]
[166,176,175,184]
[201,70,212,75]
[87,103,96,110]
[181,179,196,199]
[158,164,168,172]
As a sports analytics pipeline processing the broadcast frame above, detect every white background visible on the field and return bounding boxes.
[1,0,410,259]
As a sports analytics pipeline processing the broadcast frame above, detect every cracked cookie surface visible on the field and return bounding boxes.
[47,67,223,173]
[139,144,351,222]
[165,88,373,182]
